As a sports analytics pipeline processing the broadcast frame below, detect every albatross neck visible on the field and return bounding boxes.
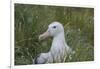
[52,32,66,45]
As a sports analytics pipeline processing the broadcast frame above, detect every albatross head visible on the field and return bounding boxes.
[39,22,64,40]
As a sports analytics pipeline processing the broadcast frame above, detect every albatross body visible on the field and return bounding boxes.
[33,22,73,64]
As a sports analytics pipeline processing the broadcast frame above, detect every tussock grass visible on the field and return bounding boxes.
[15,4,94,65]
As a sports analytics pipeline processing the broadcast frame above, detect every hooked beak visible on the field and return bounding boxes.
[39,30,50,41]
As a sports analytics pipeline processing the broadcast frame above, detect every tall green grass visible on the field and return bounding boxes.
[15,4,94,65]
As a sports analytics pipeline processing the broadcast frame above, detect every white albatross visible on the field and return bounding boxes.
[33,21,75,64]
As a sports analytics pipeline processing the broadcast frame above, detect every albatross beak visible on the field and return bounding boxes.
[39,30,50,41]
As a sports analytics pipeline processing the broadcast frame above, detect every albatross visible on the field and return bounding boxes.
[33,21,74,64]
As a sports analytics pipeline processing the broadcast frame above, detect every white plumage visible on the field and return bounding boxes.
[33,22,74,64]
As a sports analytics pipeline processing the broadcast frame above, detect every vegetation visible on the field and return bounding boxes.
[15,4,94,65]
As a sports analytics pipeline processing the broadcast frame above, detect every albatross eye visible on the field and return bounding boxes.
[53,26,56,29]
